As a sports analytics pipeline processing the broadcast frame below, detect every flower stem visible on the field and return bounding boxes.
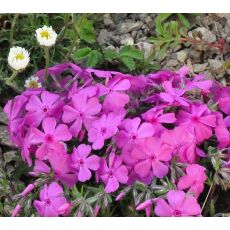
[44,47,50,86]
[9,14,19,47]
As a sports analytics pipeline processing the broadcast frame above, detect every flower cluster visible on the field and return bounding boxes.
[5,63,230,217]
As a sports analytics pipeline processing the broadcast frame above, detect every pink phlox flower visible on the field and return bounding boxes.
[161,126,206,163]
[34,182,70,217]
[62,92,101,137]
[159,81,189,107]
[155,190,201,217]
[97,76,131,111]
[178,164,206,198]
[142,108,176,136]
[30,117,72,160]
[25,91,62,127]
[177,104,216,143]
[71,144,100,182]
[88,111,124,150]
[99,152,128,193]
[115,117,154,149]
[132,137,172,179]
[184,74,213,91]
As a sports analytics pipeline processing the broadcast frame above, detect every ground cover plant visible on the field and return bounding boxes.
[0,13,230,217]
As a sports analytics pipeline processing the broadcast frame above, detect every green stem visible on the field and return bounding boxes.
[9,14,19,47]
[201,180,216,215]
[44,47,50,86]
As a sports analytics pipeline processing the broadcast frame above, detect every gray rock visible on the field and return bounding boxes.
[136,42,154,60]
[166,59,179,68]
[97,29,118,45]
[120,34,134,46]
[0,125,14,148]
[118,21,143,34]
[4,150,17,164]
[191,27,216,43]
[193,63,208,73]
[176,50,188,63]
[208,59,225,77]
[145,16,153,29]
[0,107,8,125]
[103,14,114,26]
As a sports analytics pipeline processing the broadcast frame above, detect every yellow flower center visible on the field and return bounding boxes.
[28,80,39,89]
[15,53,25,60]
[40,30,50,39]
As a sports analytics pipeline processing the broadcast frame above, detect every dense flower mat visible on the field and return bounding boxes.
[5,63,230,217]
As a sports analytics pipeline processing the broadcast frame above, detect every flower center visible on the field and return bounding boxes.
[45,199,51,207]
[131,133,137,140]
[28,80,39,89]
[43,107,48,113]
[100,127,107,135]
[79,112,84,118]
[173,210,182,217]
[149,154,156,162]
[40,30,51,39]
[108,170,113,178]
[151,117,157,124]
[15,53,25,61]
[79,158,85,167]
[45,134,53,143]
[192,115,200,123]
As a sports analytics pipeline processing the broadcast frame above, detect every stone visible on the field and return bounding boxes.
[208,59,225,79]
[191,27,216,43]
[4,150,17,164]
[193,63,208,73]
[0,125,14,148]
[97,29,117,45]
[120,34,134,46]
[0,107,8,125]
[176,50,188,63]
[118,21,143,34]
[103,14,114,26]
[166,59,179,68]
[136,42,154,60]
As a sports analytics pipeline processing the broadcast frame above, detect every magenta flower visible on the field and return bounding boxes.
[88,112,123,150]
[71,144,100,182]
[142,108,176,136]
[34,182,70,217]
[98,76,131,111]
[25,91,62,127]
[62,93,101,137]
[115,117,154,149]
[30,117,72,159]
[161,127,206,163]
[178,164,206,198]
[177,104,216,143]
[99,152,128,193]
[159,81,189,107]
[132,137,172,179]
[155,190,201,217]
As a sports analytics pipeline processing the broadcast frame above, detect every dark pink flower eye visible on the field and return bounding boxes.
[45,199,51,207]
[131,134,137,140]
[108,171,113,178]
[192,115,200,123]
[43,107,48,113]
[173,210,182,217]
[79,158,85,166]
[45,134,53,143]
[149,155,156,161]
[100,127,107,135]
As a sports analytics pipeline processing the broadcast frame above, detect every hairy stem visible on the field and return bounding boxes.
[9,14,19,47]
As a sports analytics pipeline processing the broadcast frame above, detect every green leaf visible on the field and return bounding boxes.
[78,18,96,44]
[177,13,190,28]
[73,47,91,60]
[86,50,101,67]
[120,56,136,71]
[104,49,119,61]
[120,46,143,60]
[155,13,172,34]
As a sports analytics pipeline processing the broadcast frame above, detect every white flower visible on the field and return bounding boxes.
[35,25,57,47]
[8,46,30,71]
[24,76,42,89]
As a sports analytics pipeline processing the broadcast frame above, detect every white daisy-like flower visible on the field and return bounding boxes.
[35,25,57,47]
[24,76,42,89]
[8,46,30,71]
